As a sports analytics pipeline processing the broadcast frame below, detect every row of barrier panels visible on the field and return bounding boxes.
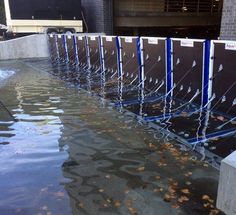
[48,34,236,165]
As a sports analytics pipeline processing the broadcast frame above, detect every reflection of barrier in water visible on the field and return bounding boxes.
[47,34,236,166]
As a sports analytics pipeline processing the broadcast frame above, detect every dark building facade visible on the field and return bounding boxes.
[82,0,223,39]
[81,0,113,34]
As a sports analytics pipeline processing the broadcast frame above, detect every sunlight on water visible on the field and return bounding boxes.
[0,69,15,81]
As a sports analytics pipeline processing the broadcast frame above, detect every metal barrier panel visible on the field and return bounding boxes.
[141,37,167,96]
[56,34,68,63]
[210,40,236,116]
[101,36,119,77]
[48,34,58,63]
[87,36,102,71]
[76,35,88,67]
[117,36,142,102]
[171,38,205,106]
[119,37,140,83]
[46,34,236,161]
[65,35,77,66]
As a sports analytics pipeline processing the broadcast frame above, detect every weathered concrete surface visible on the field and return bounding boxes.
[220,0,236,40]
[217,151,236,215]
[0,34,49,60]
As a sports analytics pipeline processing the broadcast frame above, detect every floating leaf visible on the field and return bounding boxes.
[209,209,220,215]
[114,200,121,208]
[181,189,190,194]
[105,175,111,179]
[136,166,145,172]
[124,189,130,194]
[178,196,189,203]
[149,143,155,148]
[171,204,180,209]
[231,120,236,125]
[185,181,192,186]
[103,203,108,208]
[163,194,172,202]
[203,203,210,208]
[202,195,210,201]
[217,116,224,121]
[184,172,193,177]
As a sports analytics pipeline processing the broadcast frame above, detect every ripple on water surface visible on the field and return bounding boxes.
[0,60,223,215]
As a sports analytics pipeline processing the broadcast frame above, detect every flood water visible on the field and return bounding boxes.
[0,60,222,215]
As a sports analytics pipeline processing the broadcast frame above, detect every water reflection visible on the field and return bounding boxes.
[0,60,223,215]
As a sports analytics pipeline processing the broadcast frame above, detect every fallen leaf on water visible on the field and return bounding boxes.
[209,209,220,215]
[163,194,172,202]
[136,166,145,172]
[124,189,130,194]
[128,207,137,215]
[178,196,189,203]
[181,189,190,194]
[203,203,210,208]
[105,175,111,179]
[168,187,176,194]
[202,195,210,200]
[171,204,180,209]
[155,176,161,180]
[217,116,224,121]
[231,120,236,125]
[172,182,178,187]
[208,199,214,204]
[149,143,155,148]
[185,181,192,186]
[79,202,84,208]
[114,200,121,208]
[184,172,193,177]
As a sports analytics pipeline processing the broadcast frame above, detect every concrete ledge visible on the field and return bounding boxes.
[0,34,49,60]
[217,151,236,215]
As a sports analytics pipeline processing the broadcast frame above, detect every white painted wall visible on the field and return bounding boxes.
[0,34,50,60]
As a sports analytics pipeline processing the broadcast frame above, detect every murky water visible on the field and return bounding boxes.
[0,60,223,215]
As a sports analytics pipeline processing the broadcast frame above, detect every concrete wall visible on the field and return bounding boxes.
[81,0,113,35]
[217,151,236,215]
[0,34,50,60]
[220,0,236,40]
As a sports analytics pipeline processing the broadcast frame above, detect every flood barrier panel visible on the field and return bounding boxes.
[47,34,236,161]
